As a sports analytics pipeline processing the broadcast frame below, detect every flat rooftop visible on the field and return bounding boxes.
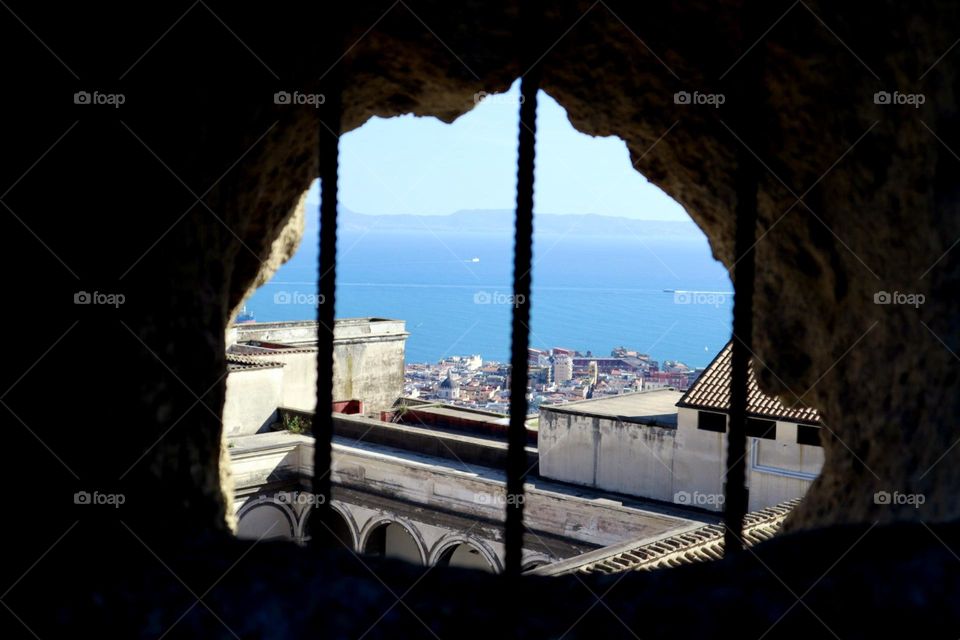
[540,389,683,428]
[405,404,510,425]
[230,318,409,348]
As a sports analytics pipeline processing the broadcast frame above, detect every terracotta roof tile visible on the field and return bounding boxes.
[226,354,285,371]
[535,499,800,577]
[677,341,820,424]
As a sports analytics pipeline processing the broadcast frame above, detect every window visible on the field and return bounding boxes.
[745,418,776,440]
[697,411,727,433]
[797,424,822,447]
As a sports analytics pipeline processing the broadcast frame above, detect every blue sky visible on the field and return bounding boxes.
[306,80,688,220]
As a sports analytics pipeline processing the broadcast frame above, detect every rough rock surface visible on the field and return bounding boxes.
[2,1,959,635]
[228,0,960,531]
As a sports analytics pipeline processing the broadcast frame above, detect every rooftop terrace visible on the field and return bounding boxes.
[540,389,684,428]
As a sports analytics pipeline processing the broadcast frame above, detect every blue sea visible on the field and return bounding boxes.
[244,228,733,368]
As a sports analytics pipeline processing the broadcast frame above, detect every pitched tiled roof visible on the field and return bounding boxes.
[677,341,820,425]
[531,499,799,577]
[226,354,285,371]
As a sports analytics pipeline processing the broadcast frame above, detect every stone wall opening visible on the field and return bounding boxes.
[328,507,355,551]
[434,541,497,572]
[5,2,960,635]
[363,520,425,564]
[236,500,296,542]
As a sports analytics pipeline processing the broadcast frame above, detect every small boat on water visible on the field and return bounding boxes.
[236,305,255,324]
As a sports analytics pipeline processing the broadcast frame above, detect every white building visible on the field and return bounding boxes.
[222,318,409,435]
[553,354,573,383]
[673,342,823,512]
[438,375,460,400]
[537,341,823,513]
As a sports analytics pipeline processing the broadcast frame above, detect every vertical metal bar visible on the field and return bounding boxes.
[724,164,756,554]
[506,6,542,577]
[723,3,762,555]
[311,12,344,548]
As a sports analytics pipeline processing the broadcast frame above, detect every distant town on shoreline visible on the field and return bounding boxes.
[405,345,703,413]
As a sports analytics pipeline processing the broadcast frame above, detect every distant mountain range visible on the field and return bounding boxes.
[306,206,702,237]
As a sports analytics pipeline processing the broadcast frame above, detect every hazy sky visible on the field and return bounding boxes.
[306,80,688,221]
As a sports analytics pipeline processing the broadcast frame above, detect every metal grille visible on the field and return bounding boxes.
[310,5,756,565]
[723,3,763,553]
[504,5,542,576]
[311,14,345,548]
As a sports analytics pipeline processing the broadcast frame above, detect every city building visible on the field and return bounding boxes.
[437,374,460,400]
[226,322,734,573]
[537,341,823,513]
[553,353,573,383]
[223,318,409,435]
[675,341,823,512]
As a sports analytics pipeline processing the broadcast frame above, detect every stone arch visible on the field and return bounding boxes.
[359,515,428,565]
[429,534,501,573]
[235,496,297,541]
[327,502,360,551]
[291,499,362,550]
[520,553,554,572]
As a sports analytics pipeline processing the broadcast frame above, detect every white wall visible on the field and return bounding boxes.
[538,412,600,488]
[234,339,407,416]
[539,406,823,512]
[595,418,675,501]
[747,421,823,511]
[672,407,727,510]
[223,367,284,436]
[267,351,317,412]
[539,410,676,502]
[332,337,407,414]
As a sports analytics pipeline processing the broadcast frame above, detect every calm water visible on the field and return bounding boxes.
[245,229,732,368]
